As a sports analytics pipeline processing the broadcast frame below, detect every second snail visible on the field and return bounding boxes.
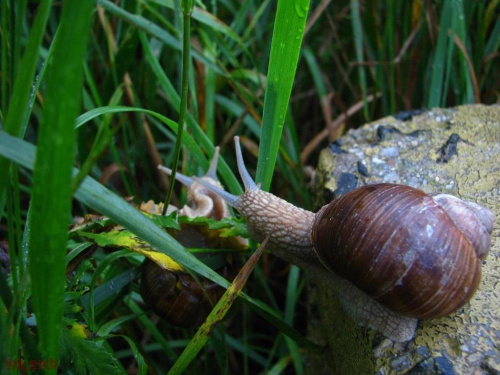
[141,147,246,328]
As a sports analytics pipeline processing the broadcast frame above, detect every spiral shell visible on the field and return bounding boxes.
[311,183,491,319]
[141,257,236,327]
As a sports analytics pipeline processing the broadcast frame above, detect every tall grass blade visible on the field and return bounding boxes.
[163,0,194,213]
[0,0,53,215]
[256,0,311,191]
[168,237,267,374]
[350,0,368,119]
[428,0,454,107]
[27,0,94,368]
[139,32,242,194]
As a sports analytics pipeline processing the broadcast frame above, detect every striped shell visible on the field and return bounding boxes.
[311,183,492,319]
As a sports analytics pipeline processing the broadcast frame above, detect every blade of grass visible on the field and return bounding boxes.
[163,0,194,214]
[27,0,94,368]
[453,0,475,104]
[284,265,303,374]
[255,0,311,191]
[350,0,368,119]
[97,0,222,74]
[0,271,41,364]
[428,0,454,107]
[75,106,208,184]
[0,0,53,216]
[126,298,179,362]
[0,129,226,291]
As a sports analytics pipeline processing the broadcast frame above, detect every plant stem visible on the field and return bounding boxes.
[163,1,193,214]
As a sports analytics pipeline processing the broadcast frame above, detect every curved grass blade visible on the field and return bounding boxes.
[428,0,456,107]
[163,0,194,213]
[139,33,243,194]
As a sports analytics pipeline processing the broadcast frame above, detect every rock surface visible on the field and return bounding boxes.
[307,104,499,374]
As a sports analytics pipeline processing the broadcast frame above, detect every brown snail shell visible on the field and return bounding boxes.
[312,183,492,319]
[140,256,237,328]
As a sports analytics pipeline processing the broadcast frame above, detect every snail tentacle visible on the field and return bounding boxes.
[234,136,258,191]
[205,146,220,180]
[158,146,221,187]
[158,165,193,187]
[160,147,231,219]
[193,176,242,209]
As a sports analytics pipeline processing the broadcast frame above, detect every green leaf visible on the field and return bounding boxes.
[27,0,94,368]
[428,0,457,107]
[179,216,249,238]
[60,324,121,375]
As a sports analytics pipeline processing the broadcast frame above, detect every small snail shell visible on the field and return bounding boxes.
[140,256,236,327]
[158,147,230,220]
[140,147,243,327]
[194,137,494,323]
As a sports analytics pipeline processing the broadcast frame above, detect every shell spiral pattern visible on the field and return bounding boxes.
[312,183,483,319]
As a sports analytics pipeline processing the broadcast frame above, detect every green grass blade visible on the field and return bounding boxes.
[428,0,454,107]
[0,0,53,214]
[139,32,242,194]
[454,0,474,103]
[255,0,310,191]
[350,0,368,119]
[75,106,208,183]
[284,266,303,374]
[163,0,193,213]
[484,12,500,57]
[149,0,244,45]
[27,0,94,368]
[0,129,228,289]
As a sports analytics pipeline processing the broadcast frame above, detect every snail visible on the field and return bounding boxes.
[140,147,244,327]
[193,136,494,342]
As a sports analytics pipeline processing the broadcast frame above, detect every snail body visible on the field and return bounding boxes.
[195,137,494,339]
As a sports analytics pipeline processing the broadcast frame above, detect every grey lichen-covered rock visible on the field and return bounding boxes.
[307,104,499,374]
